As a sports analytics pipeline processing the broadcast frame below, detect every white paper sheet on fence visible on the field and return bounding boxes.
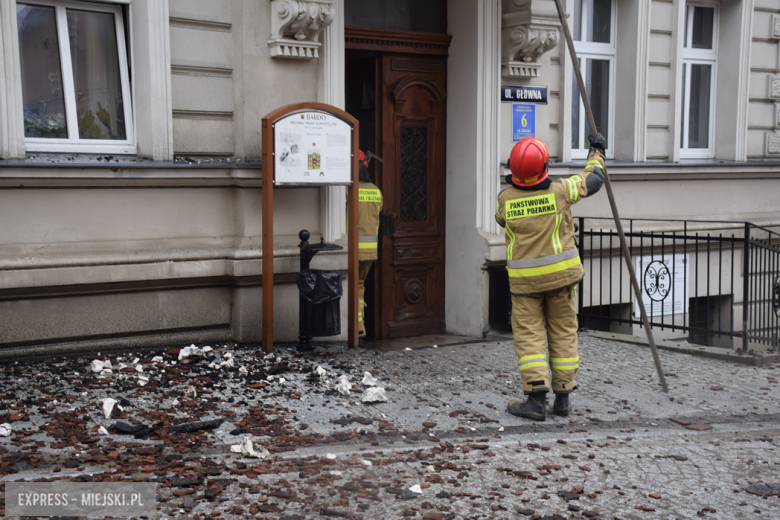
[634,254,689,319]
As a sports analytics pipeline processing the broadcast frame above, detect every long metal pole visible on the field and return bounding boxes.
[554,0,668,392]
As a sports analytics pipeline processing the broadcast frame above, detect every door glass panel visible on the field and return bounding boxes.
[400,126,428,222]
[691,6,714,49]
[67,9,126,140]
[587,58,610,144]
[687,64,711,149]
[345,0,442,33]
[17,3,68,138]
[587,0,611,43]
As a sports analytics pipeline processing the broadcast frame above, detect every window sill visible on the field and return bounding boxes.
[0,154,264,188]
[550,158,780,168]
[26,141,137,155]
[548,159,780,181]
[0,153,261,169]
[500,158,780,169]
[499,159,780,182]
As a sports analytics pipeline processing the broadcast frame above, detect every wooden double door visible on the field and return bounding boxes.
[377,52,447,339]
[346,46,448,339]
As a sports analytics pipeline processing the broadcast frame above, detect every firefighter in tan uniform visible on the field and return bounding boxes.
[354,151,382,344]
[496,134,605,421]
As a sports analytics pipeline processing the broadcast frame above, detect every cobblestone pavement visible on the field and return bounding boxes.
[1,334,779,519]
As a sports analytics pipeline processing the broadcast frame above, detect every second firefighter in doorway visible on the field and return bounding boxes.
[355,151,382,345]
[495,135,605,421]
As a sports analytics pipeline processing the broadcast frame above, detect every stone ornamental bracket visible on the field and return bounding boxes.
[268,0,335,59]
[502,0,560,78]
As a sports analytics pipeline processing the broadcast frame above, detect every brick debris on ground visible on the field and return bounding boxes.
[0,335,779,519]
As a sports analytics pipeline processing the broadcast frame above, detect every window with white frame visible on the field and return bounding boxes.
[16,1,134,153]
[680,3,717,158]
[571,0,616,159]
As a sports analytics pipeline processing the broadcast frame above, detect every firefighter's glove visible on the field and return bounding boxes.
[588,133,607,155]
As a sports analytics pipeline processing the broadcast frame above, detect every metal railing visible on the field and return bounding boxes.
[576,218,780,351]
[746,224,780,348]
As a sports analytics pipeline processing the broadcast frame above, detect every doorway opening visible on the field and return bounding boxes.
[344,20,451,340]
[346,49,379,340]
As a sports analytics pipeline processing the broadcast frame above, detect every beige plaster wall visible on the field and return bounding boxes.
[168,0,320,158]
[0,0,332,349]
[445,0,493,337]
[570,176,780,224]
[0,287,233,346]
[0,186,319,247]
[646,0,675,161]
[747,2,780,159]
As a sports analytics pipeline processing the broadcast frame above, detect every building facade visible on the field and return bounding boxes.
[0,0,778,352]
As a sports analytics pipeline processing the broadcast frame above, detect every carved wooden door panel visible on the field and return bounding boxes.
[377,53,446,339]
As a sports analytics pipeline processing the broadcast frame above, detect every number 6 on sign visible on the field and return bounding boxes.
[512,104,535,142]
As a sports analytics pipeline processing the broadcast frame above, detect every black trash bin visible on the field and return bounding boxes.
[296,230,344,350]
[297,269,342,336]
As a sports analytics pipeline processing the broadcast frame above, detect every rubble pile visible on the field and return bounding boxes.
[0,344,420,518]
[0,344,379,457]
[0,338,778,519]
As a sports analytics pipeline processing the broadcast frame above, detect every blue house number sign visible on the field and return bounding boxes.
[512,104,535,142]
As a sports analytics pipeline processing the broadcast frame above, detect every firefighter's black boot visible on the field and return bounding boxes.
[507,391,547,421]
[553,392,571,417]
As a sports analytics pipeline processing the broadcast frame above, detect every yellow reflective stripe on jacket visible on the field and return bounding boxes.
[572,181,580,202]
[507,248,579,269]
[359,236,378,249]
[551,356,579,370]
[519,353,548,370]
[508,255,581,278]
[359,189,382,203]
[565,179,574,201]
[505,225,516,261]
[551,213,563,254]
[567,175,583,202]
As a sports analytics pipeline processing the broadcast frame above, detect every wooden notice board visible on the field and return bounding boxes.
[261,103,360,353]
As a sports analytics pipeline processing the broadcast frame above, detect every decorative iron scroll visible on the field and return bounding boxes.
[644,261,671,302]
[400,126,428,222]
[774,275,780,318]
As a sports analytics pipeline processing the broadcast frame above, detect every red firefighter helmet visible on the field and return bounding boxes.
[508,137,550,187]
[358,149,367,167]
